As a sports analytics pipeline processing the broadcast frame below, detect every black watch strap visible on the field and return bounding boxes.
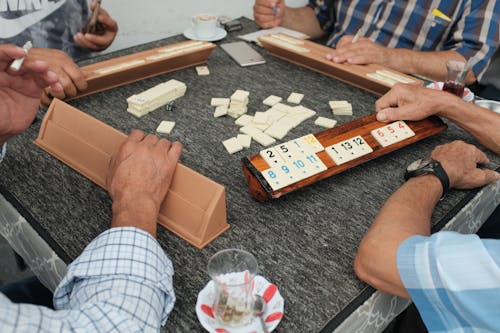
[431,160,450,198]
[405,159,450,198]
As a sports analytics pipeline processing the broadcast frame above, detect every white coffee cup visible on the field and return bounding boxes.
[192,14,217,39]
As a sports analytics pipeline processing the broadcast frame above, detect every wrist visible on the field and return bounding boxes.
[111,195,160,237]
[388,48,412,73]
[404,158,449,199]
[435,92,463,118]
[406,174,443,201]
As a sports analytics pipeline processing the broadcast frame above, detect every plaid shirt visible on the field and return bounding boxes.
[0,227,175,333]
[308,0,500,80]
[398,231,500,332]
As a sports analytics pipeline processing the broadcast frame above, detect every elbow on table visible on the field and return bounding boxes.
[353,247,376,287]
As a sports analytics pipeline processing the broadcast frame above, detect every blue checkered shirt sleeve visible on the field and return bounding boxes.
[0,227,175,332]
[397,231,500,332]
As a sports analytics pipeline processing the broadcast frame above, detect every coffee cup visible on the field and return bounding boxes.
[192,14,217,39]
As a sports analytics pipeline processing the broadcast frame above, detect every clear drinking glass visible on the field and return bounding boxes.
[207,249,258,326]
[443,60,467,97]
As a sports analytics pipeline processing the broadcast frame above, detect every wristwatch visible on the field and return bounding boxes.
[404,157,450,198]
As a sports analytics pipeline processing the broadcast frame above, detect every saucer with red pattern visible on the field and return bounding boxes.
[195,275,284,333]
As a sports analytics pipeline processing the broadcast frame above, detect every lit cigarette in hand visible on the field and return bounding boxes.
[10,41,32,71]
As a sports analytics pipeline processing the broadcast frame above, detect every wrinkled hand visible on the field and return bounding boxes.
[0,45,62,145]
[431,141,499,189]
[374,84,459,122]
[74,2,118,52]
[253,0,286,28]
[325,35,391,65]
[28,48,87,104]
[107,130,183,237]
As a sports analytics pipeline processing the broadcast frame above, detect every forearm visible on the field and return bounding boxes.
[388,49,476,84]
[0,228,174,332]
[281,6,325,39]
[438,99,500,154]
[111,196,159,237]
[354,175,442,297]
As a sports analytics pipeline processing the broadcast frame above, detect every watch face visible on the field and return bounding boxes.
[407,157,432,172]
[407,159,423,172]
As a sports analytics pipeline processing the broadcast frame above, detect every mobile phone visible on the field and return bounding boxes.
[220,42,266,67]
[223,20,242,32]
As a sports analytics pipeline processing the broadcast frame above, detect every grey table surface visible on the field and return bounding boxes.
[1,18,499,332]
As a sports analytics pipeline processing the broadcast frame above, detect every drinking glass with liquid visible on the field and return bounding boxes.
[207,249,258,327]
[443,60,468,97]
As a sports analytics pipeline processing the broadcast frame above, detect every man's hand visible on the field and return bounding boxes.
[374,84,459,122]
[431,141,499,190]
[28,48,87,104]
[0,45,62,145]
[253,0,286,28]
[107,130,183,237]
[326,35,392,65]
[74,2,118,52]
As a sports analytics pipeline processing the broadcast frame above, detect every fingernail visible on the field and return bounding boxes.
[494,172,500,180]
[376,111,388,122]
[47,70,57,80]
[333,56,341,62]
[326,54,332,60]
[53,82,63,92]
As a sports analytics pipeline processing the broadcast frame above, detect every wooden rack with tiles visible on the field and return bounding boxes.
[69,40,216,100]
[258,34,423,96]
[242,114,447,201]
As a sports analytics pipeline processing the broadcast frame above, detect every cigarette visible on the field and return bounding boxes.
[10,41,32,71]
[352,30,361,43]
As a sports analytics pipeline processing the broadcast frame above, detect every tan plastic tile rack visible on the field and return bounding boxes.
[70,40,216,100]
[34,99,229,248]
[259,34,423,96]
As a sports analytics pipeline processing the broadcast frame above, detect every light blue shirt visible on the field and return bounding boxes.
[397,231,500,332]
[0,227,176,332]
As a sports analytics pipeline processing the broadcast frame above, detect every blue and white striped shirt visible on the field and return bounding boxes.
[0,227,175,332]
[397,231,500,332]
[308,0,500,80]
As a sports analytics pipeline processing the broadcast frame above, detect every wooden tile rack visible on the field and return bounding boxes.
[242,114,447,201]
[70,40,216,100]
[35,99,229,248]
[258,34,423,96]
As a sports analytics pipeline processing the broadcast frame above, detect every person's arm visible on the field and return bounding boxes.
[375,84,500,154]
[0,131,182,332]
[354,141,500,297]
[326,37,475,83]
[253,0,325,39]
[0,44,62,146]
[327,2,499,83]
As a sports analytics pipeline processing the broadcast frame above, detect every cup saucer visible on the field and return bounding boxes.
[426,81,474,102]
[195,275,285,333]
[184,27,227,42]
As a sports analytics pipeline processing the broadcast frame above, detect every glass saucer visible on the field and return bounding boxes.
[195,275,284,333]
